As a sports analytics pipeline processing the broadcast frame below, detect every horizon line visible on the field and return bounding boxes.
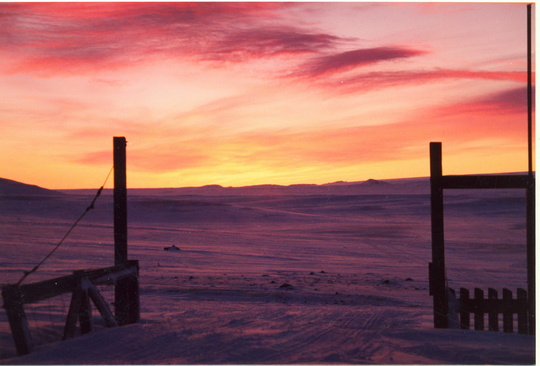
[51,171,532,191]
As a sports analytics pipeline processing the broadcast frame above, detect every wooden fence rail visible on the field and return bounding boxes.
[1,260,139,356]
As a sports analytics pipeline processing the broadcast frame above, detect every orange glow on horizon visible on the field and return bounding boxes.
[0,2,533,189]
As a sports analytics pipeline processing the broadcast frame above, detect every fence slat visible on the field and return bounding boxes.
[488,288,499,331]
[502,288,513,333]
[474,288,484,331]
[459,288,470,330]
[517,288,528,334]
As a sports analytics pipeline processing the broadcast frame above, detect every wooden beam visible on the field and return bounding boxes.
[14,275,76,305]
[440,175,530,189]
[7,262,137,306]
[87,282,118,328]
[79,289,93,335]
[63,285,82,340]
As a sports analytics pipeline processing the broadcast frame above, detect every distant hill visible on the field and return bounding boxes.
[128,177,431,197]
[360,179,391,187]
[0,177,61,196]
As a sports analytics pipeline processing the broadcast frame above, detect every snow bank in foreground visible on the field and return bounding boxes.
[1,321,534,365]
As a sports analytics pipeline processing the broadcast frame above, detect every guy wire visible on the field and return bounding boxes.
[16,166,115,286]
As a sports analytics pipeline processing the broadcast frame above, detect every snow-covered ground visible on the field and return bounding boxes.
[0,178,535,364]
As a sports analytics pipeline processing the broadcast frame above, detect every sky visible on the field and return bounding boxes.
[0,2,534,189]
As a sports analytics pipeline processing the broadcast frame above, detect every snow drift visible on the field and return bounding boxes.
[0,177,534,364]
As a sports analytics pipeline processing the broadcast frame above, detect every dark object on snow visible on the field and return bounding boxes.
[163,245,181,252]
[279,283,294,289]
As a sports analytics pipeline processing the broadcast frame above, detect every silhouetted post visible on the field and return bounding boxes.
[113,137,138,325]
[525,181,535,335]
[1,285,33,355]
[429,142,448,328]
[114,136,128,266]
[526,4,535,336]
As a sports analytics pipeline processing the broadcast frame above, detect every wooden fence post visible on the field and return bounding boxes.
[114,136,128,266]
[113,136,134,326]
[429,142,448,328]
[1,285,33,355]
[526,180,535,335]
[117,260,140,325]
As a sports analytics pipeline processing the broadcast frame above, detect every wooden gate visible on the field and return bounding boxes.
[428,142,535,335]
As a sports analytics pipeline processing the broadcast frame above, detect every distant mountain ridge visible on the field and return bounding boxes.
[0,177,61,196]
[4,172,529,197]
[126,177,430,196]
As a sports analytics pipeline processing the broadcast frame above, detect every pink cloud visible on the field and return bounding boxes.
[437,86,530,117]
[205,27,344,60]
[0,2,349,75]
[293,46,428,78]
[316,69,527,94]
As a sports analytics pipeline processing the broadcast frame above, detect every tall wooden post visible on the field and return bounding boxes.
[429,142,448,328]
[113,137,138,325]
[114,136,127,266]
[526,179,535,335]
[526,3,535,336]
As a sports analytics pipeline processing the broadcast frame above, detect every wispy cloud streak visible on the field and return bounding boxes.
[437,86,530,116]
[0,2,350,74]
[319,69,527,94]
[295,46,428,78]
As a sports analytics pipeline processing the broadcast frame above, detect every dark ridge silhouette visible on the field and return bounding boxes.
[360,178,391,187]
[323,181,348,186]
[201,184,224,189]
[0,178,62,196]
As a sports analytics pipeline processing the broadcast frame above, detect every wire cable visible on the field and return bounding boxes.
[16,166,114,286]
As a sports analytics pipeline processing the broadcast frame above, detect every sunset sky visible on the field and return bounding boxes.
[0,2,534,189]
